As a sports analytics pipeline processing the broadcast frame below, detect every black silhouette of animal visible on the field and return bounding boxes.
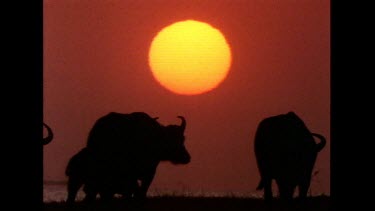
[254,111,326,202]
[66,112,191,203]
[65,147,92,203]
[43,123,53,145]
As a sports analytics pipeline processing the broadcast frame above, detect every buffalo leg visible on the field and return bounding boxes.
[82,184,97,203]
[298,175,312,200]
[122,179,139,198]
[98,179,115,202]
[263,178,273,202]
[278,182,295,202]
[136,171,156,199]
[66,177,83,203]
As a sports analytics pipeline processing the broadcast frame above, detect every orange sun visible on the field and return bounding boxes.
[148,20,232,95]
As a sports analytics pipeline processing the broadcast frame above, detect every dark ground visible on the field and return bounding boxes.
[44,196,330,211]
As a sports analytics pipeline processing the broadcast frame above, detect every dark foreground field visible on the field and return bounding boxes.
[44,196,330,211]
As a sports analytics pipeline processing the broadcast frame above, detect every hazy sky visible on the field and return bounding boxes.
[44,0,330,195]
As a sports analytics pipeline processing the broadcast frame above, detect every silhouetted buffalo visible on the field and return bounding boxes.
[66,112,191,203]
[43,123,53,145]
[65,147,92,203]
[254,111,326,202]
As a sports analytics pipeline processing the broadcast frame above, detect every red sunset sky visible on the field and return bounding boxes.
[43,0,330,195]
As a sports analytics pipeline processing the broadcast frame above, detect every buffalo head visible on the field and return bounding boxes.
[159,116,190,164]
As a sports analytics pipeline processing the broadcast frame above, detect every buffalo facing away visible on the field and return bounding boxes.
[254,111,326,202]
[66,112,191,203]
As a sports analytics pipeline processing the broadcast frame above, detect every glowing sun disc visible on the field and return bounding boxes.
[148,20,232,95]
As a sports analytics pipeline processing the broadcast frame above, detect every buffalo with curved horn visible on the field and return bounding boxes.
[66,112,191,203]
[43,123,53,145]
[254,111,326,202]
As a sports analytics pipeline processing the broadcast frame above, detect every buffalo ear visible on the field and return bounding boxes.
[177,116,186,133]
